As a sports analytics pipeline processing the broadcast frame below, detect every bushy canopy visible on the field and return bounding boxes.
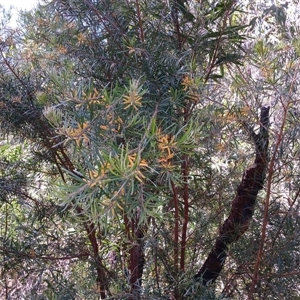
[0,0,300,299]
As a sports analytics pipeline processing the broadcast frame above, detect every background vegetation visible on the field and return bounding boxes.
[0,0,299,299]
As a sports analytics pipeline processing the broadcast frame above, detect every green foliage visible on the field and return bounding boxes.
[0,0,300,299]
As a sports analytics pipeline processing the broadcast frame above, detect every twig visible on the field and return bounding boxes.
[180,153,189,272]
[135,0,144,42]
[248,103,288,299]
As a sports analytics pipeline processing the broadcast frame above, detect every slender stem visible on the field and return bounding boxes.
[171,1,182,50]
[171,180,179,271]
[248,103,289,299]
[135,0,144,42]
[204,1,234,82]
[171,180,179,299]
[77,207,108,299]
[271,187,300,247]
[180,154,189,272]
[0,246,89,260]
[4,203,8,244]
[0,48,35,104]
[152,218,160,290]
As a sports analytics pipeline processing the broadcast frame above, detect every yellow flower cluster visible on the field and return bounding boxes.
[182,75,194,91]
[87,162,111,188]
[87,153,148,189]
[83,88,102,104]
[157,129,177,170]
[128,153,148,182]
[62,122,90,145]
[77,32,87,45]
[86,163,125,215]
[181,75,200,103]
[68,88,103,108]
[123,80,145,111]
[123,90,142,110]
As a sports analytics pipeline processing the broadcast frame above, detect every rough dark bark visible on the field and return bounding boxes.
[194,106,270,285]
[124,214,146,299]
[129,227,145,296]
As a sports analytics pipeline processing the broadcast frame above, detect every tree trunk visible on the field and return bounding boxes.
[194,106,270,285]
[124,214,145,299]
[129,227,145,297]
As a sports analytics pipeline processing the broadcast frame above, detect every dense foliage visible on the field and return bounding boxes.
[0,0,300,299]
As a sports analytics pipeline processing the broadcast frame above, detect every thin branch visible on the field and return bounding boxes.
[171,180,180,274]
[0,247,89,260]
[271,187,300,247]
[135,0,144,42]
[171,0,182,50]
[204,1,235,82]
[0,47,35,105]
[180,154,189,272]
[248,103,288,299]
